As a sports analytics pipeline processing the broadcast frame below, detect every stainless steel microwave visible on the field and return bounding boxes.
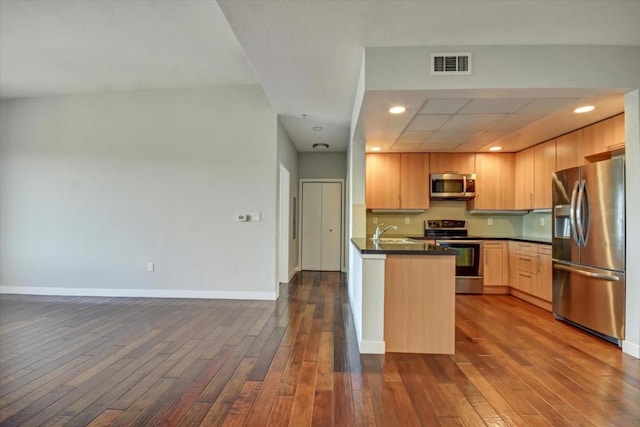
[430,173,476,199]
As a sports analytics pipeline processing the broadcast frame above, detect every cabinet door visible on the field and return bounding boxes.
[537,245,552,302]
[556,130,582,171]
[501,153,516,209]
[469,153,501,210]
[534,139,556,209]
[366,153,400,209]
[400,153,430,209]
[582,114,625,161]
[483,242,504,286]
[429,153,475,174]
[612,113,625,148]
[515,148,534,209]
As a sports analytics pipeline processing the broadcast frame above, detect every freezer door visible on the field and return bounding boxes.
[579,158,625,271]
[553,262,625,340]
[552,166,580,264]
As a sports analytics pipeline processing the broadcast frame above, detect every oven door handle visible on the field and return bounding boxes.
[436,240,484,245]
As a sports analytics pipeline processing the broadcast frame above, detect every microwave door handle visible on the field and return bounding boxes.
[569,180,580,247]
[462,175,467,194]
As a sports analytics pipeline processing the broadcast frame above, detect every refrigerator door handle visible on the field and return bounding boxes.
[581,180,590,246]
[553,263,620,281]
[569,180,581,247]
[575,179,585,247]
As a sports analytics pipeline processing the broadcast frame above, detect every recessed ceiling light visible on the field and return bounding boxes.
[370,146,382,152]
[389,106,406,114]
[574,105,595,114]
[489,146,502,151]
[312,143,329,150]
[312,126,323,131]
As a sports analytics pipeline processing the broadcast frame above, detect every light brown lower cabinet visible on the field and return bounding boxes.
[537,245,552,302]
[483,241,509,294]
[384,255,455,354]
[508,241,552,311]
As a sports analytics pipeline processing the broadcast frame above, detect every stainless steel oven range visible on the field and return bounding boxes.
[424,220,484,294]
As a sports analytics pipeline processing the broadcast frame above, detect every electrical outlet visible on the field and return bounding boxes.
[373,217,378,225]
[540,218,545,226]
[405,217,410,225]
[487,218,493,226]
[250,212,261,222]
[147,262,154,272]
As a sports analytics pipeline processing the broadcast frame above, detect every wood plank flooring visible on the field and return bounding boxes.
[1,271,638,426]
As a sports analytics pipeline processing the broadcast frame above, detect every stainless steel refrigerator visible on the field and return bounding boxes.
[552,157,625,345]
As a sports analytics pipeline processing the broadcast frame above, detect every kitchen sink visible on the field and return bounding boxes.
[370,237,419,244]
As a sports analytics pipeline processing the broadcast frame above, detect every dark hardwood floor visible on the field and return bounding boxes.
[0,271,638,426]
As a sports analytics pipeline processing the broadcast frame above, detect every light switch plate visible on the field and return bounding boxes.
[251,212,261,222]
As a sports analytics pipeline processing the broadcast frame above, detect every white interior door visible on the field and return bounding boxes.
[301,182,322,270]
[321,182,342,270]
[301,181,342,271]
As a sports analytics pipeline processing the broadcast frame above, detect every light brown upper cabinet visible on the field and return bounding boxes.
[556,129,582,171]
[400,153,430,209]
[429,153,475,174]
[366,153,400,209]
[366,153,430,209]
[515,147,534,210]
[582,113,625,162]
[467,153,515,210]
[515,140,555,210]
[533,139,556,209]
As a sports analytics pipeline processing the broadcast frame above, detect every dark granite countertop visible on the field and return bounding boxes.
[469,236,551,245]
[404,235,552,245]
[350,238,457,255]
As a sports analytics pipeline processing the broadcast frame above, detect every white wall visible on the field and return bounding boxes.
[298,152,347,180]
[277,118,299,281]
[0,86,279,299]
[624,90,640,358]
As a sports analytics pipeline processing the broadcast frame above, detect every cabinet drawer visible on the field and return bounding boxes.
[515,254,537,274]
[512,241,537,255]
[537,244,551,255]
[484,241,504,249]
[515,271,537,294]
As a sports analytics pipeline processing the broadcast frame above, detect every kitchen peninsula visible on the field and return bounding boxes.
[349,238,456,355]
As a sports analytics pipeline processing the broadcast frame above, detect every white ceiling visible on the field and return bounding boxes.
[2,1,640,152]
[0,0,257,98]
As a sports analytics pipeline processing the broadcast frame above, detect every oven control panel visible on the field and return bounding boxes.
[426,219,466,229]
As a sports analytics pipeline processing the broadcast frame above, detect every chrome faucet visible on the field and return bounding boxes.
[373,224,398,241]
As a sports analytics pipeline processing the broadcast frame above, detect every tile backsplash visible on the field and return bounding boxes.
[366,200,551,239]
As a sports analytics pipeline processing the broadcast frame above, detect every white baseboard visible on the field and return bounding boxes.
[622,340,640,359]
[358,340,385,354]
[0,286,277,301]
[288,268,299,282]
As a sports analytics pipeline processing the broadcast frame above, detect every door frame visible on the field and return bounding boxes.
[298,178,345,272]
[278,163,291,287]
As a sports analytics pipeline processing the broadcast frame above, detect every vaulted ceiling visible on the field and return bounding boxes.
[2,0,639,152]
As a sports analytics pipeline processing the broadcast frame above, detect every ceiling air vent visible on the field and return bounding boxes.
[431,52,472,75]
